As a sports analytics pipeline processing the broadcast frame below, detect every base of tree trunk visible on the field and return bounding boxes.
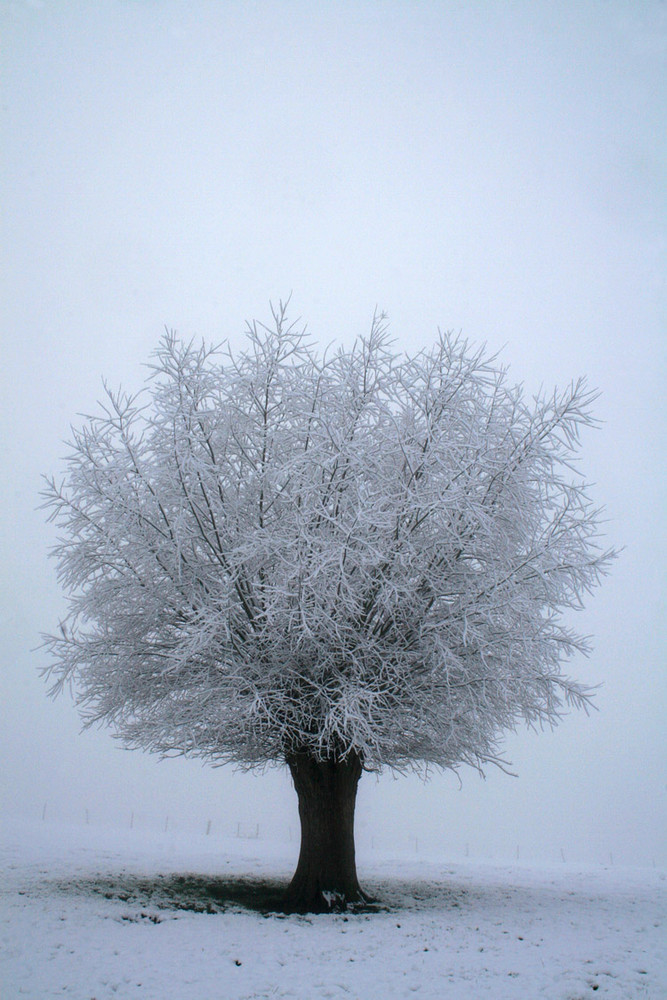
[284,751,368,913]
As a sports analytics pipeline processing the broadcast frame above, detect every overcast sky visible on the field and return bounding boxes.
[1,0,665,866]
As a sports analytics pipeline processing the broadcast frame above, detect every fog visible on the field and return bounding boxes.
[1,0,664,867]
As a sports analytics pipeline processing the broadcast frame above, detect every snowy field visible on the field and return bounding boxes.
[1,819,664,1000]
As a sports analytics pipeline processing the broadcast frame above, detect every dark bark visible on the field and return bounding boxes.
[284,750,367,913]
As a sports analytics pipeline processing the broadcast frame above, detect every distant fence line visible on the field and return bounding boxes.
[33,801,651,869]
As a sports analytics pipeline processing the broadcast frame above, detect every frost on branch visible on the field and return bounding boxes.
[42,304,614,776]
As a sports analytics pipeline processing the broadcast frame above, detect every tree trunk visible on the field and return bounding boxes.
[284,751,367,912]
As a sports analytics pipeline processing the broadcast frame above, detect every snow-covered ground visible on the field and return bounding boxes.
[1,818,664,1000]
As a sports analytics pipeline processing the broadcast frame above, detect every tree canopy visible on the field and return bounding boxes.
[43,303,613,777]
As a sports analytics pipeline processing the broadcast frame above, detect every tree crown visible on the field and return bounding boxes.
[43,303,614,774]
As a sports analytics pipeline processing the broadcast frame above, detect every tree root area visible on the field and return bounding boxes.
[49,872,385,916]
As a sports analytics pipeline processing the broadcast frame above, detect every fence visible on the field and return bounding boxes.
[31,801,658,869]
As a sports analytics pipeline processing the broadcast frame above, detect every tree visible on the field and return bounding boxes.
[42,302,614,911]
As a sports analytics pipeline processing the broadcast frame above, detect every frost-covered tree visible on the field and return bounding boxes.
[43,303,613,911]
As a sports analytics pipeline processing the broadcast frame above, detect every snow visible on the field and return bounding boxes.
[1,818,664,1000]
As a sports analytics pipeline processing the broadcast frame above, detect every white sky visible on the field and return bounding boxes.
[1,0,665,866]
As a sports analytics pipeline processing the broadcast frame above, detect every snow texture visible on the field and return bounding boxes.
[2,819,664,999]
